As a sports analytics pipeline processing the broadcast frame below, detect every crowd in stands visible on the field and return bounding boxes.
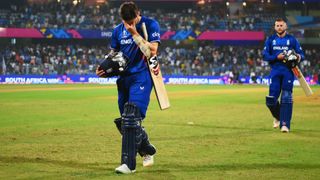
[1,44,319,80]
[157,2,282,32]
[0,1,282,32]
[159,44,319,79]
[0,44,107,75]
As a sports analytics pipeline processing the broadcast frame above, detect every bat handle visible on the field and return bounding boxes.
[292,67,301,78]
[141,23,148,41]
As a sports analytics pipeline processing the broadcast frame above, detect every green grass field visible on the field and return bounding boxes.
[0,84,319,179]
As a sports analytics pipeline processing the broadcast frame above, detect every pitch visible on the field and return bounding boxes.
[0,84,319,179]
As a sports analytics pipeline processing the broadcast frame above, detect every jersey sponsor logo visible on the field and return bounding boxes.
[120,39,133,45]
[152,32,160,38]
[273,46,288,51]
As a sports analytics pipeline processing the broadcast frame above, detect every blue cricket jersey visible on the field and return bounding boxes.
[110,16,161,75]
[263,33,305,68]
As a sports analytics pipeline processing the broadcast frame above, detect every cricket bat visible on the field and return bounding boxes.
[292,66,313,96]
[141,22,170,110]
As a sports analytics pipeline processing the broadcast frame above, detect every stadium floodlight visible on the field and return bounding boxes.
[243,2,247,7]
[197,0,205,5]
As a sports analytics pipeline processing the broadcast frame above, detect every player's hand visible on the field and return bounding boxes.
[296,54,301,62]
[123,20,138,36]
[96,65,107,78]
[149,55,160,75]
[283,50,300,68]
[277,53,285,60]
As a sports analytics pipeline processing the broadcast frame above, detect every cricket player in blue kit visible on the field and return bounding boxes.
[263,18,305,133]
[96,1,160,174]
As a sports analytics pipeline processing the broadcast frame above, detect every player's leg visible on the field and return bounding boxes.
[280,70,294,132]
[128,70,156,166]
[138,126,156,167]
[114,78,127,139]
[114,74,155,162]
[115,118,156,155]
[114,117,122,134]
[115,77,136,174]
[115,102,142,173]
[117,77,128,116]
[114,118,156,167]
[138,127,156,156]
[128,70,152,119]
[266,69,281,128]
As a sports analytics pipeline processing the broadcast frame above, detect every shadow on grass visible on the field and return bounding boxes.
[158,122,320,133]
[146,162,320,173]
[150,123,272,141]
[158,122,270,131]
[0,155,117,171]
[151,123,320,142]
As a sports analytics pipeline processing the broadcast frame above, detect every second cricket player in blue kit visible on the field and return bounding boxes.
[263,18,305,132]
[96,1,160,174]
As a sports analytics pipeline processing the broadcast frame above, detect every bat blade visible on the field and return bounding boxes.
[292,67,313,96]
[141,22,170,110]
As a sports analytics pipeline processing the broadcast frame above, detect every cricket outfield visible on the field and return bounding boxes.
[0,84,319,179]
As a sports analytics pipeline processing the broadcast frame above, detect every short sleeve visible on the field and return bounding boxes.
[147,20,161,43]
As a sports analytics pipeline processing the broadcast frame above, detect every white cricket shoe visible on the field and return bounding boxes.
[273,118,280,128]
[115,164,136,174]
[142,155,154,167]
[281,126,289,133]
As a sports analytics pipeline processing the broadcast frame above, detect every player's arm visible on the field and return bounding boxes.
[262,38,284,62]
[132,35,158,57]
[130,24,159,57]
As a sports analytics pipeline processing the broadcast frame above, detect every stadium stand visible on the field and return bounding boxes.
[1,42,318,79]
[0,0,319,84]
[0,1,282,32]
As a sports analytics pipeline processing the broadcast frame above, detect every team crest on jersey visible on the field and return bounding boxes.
[287,40,290,46]
[122,30,128,38]
[272,40,276,45]
[120,29,133,44]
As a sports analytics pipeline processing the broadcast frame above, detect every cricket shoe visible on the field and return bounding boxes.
[280,126,289,133]
[115,164,136,174]
[142,154,154,167]
[273,118,280,128]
